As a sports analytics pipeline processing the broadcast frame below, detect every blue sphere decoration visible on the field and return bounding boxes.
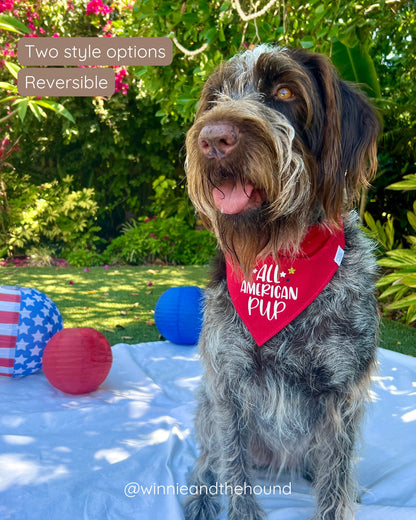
[0,286,64,378]
[155,286,204,345]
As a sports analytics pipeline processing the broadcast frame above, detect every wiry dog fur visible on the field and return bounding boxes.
[184,45,380,520]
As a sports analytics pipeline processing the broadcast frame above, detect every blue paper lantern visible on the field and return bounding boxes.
[155,286,204,345]
[0,286,63,378]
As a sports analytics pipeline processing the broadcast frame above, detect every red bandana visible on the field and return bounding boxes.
[226,223,345,346]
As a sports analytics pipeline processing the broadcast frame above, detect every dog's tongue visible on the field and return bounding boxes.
[213,178,261,214]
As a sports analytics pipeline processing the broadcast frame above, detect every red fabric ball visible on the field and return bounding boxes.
[42,328,113,395]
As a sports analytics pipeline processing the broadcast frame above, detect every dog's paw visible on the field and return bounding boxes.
[310,509,354,520]
[227,494,265,520]
[184,493,221,520]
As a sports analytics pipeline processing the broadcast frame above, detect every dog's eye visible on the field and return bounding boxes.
[275,87,294,100]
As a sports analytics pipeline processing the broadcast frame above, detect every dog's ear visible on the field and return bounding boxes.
[305,53,344,222]
[338,81,380,208]
[318,62,380,221]
[298,51,380,222]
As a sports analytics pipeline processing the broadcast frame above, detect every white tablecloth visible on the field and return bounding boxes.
[0,342,415,519]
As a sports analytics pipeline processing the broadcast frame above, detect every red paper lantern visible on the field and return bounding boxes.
[42,328,113,395]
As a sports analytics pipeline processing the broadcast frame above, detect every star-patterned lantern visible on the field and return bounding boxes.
[0,286,63,377]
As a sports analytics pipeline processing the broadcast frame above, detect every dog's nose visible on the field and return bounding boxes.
[198,123,239,158]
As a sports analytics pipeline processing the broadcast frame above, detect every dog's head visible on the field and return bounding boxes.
[185,45,380,276]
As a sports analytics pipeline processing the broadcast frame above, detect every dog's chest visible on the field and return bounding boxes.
[203,278,348,403]
[229,344,321,438]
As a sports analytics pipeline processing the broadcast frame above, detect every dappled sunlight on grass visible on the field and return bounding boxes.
[0,265,209,345]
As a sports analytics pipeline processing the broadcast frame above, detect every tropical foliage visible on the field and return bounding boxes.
[369,175,416,324]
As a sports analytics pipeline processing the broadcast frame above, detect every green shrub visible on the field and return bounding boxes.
[63,248,105,267]
[104,216,216,266]
[0,173,101,256]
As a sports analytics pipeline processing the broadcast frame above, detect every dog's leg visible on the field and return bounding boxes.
[308,393,362,520]
[215,396,266,520]
[184,462,222,520]
[185,390,265,520]
[184,389,222,520]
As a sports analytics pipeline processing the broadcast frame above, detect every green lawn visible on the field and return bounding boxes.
[1,265,415,356]
[0,265,208,345]
[379,317,416,357]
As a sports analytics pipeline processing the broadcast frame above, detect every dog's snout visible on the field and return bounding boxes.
[198,123,239,159]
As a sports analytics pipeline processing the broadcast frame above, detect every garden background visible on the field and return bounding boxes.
[0,0,415,344]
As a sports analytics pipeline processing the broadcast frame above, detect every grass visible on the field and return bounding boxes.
[0,265,209,345]
[379,317,416,357]
[1,265,415,356]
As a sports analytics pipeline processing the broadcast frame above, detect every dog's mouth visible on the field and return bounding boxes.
[212,177,264,215]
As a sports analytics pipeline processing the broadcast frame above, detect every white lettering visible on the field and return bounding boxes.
[25,43,35,58]
[25,75,36,88]
[256,264,268,282]
[240,281,298,301]
[261,284,270,297]
[32,47,58,59]
[248,296,259,315]
[247,297,286,319]
[138,47,148,58]
[289,287,298,300]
